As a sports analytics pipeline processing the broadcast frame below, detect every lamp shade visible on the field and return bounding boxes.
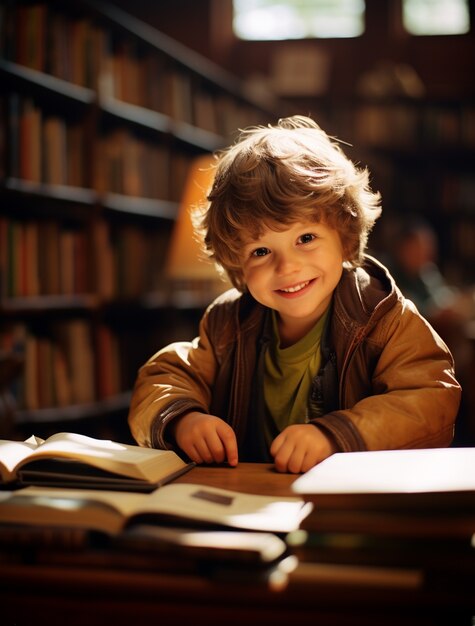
[166,154,229,300]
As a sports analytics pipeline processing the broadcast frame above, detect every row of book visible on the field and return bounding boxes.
[93,220,170,300]
[0,2,268,138]
[0,216,170,300]
[353,103,475,149]
[1,3,96,88]
[95,128,191,202]
[0,320,121,410]
[0,217,91,299]
[440,173,475,213]
[1,94,87,187]
[100,45,265,138]
[1,93,198,202]
[379,169,475,215]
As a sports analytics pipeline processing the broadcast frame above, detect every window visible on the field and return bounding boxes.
[233,0,365,40]
[402,0,470,35]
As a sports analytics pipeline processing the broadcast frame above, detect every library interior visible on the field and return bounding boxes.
[1,0,474,446]
[0,1,475,623]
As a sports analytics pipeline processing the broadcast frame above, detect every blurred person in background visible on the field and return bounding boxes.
[387,216,474,445]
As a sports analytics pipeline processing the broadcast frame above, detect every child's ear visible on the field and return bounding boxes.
[340,231,357,264]
[339,236,350,262]
[343,250,353,266]
[239,279,249,293]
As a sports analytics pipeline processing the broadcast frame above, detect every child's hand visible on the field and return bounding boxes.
[270,424,335,474]
[172,411,238,467]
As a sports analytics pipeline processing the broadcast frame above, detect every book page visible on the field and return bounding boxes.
[19,432,186,482]
[0,439,40,481]
[16,483,312,533]
[143,483,313,532]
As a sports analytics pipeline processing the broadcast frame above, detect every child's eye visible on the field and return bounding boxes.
[298,233,316,244]
[252,247,270,257]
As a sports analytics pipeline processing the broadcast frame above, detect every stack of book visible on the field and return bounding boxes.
[0,432,310,586]
[289,447,475,592]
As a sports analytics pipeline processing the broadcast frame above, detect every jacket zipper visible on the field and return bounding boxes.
[229,330,244,434]
[339,327,367,407]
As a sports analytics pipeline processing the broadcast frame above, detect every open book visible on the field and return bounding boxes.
[0,432,193,491]
[0,483,313,535]
[292,447,475,510]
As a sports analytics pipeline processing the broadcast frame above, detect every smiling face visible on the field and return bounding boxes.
[241,220,345,346]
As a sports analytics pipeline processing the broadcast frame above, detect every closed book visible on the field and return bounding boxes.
[292,448,475,511]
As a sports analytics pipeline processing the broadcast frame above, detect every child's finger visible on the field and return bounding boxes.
[286,446,307,474]
[203,429,228,464]
[192,439,215,464]
[272,439,294,473]
[218,423,238,466]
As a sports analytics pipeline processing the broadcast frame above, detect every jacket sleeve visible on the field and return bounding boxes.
[128,309,218,449]
[314,299,462,452]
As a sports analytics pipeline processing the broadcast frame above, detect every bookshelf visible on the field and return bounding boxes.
[0,0,278,441]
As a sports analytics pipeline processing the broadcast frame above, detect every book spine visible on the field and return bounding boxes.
[0,524,94,555]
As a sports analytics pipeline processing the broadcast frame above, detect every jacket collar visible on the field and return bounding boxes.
[333,255,398,331]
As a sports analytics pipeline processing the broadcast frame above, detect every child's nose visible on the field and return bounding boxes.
[275,251,301,275]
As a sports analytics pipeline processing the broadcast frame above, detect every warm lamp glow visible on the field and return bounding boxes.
[166,154,229,301]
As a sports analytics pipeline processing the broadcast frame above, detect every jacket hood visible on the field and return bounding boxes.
[334,255,398,331]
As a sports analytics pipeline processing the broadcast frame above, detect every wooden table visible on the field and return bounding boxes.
[1,463,474,626]
[174,461,297,496]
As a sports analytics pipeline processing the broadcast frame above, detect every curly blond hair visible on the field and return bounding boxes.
[193,115,382,291]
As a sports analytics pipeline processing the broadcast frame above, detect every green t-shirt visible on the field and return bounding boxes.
[263,308,328,445]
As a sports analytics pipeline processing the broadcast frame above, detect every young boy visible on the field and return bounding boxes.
[128,115,461,474]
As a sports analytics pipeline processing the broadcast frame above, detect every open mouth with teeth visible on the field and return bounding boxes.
[277,279,314,295]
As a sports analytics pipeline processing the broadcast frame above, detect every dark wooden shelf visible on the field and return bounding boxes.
[359,144,475,162]
[101,193,178,221]
[0,290,218,316]
[0,58,95,106]
[172,121,225,152]
[100,97,171,135]
[14,391,132,426]
[2,178,98,206]
[0,295,100,316]
[100,97,225,152]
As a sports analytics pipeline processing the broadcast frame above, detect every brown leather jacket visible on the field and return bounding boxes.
[128,256,461,460]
